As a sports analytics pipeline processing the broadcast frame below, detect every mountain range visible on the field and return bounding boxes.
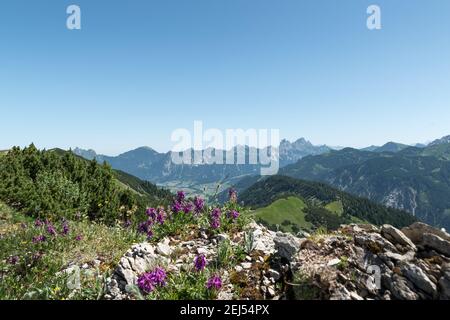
[215,136,450,230]
[73,135,450,230]
[73,138,332,195]
[278,140,450,230]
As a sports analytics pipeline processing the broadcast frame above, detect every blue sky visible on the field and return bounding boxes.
[1,0,449,154]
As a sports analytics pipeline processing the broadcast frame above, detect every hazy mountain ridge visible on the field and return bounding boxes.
[279,136,450,230]
[429,135,450,147]
[373,142,411,153]
[73,138,332,193]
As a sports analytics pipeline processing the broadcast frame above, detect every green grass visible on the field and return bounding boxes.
[324,201,344,216]
[0,201,34,233]
[347,215,369,224]
[252,197,368,233]
[289,272,322,300]
[252,196,312,232]
[146,270,217,300]
[0,197,253,300]
[0,201,145,300]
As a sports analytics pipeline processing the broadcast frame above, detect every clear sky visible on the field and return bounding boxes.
[1,0,449,155]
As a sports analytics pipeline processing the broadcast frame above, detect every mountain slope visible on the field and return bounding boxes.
[0,145,172,224]
[279,137,450,230]
[252,196,313,233]
[279,148,379,181]
[240,175,416,229]
[419,143,450,161]
[429,135,450,146]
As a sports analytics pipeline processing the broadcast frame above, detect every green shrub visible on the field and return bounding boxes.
[0,145,140,224]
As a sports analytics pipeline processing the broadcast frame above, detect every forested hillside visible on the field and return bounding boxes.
[280,143,450,230]
[0,145,171,225]
[240,175,416,229]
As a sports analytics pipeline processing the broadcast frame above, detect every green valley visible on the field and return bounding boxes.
[252,196,312,233]
[240,175,416,231]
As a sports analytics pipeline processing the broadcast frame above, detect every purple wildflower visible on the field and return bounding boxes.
[146,208,158,220]
[137,267,167,294]
[150,267,167,286]
[229,210,240,220]
[137,273,155,294]
[210,218,220,230]
[75,234,83,241]
[176,191,186,202]
[206,275,222,290]
[138,220,153,235]
[8,256,19,265]
[156,208,166,224]
[32,235,46,243]
[211,208,221,219]
[228,188,237,203]
[210,208,221,229]
[193,197,205,214]
[171,201,182,213]
[61,221,70,236]
[182,202,193,214]
[34,219,43,227]
[46,223,57,236]
[194,254,207,271]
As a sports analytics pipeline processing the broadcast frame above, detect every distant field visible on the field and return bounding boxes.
[252,196,313,233]
[325,200,344,216]
[251,196,369,233]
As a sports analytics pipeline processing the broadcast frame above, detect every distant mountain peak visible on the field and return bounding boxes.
[360,145,379,152]
[429,135,450,147]
[130,146,157,152]
[373,142,410,153]
[73,147,98,160]
[280,137,308,145]
[120,146,159,157]
[295,137,307,143]
[73,147,96,154]
[292,137,313,148]
[280,137,321,150]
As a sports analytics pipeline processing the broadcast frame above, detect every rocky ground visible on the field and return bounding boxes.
[104,220,450,300]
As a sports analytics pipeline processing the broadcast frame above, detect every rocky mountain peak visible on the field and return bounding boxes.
[429,135,450,147]
[73,147,98,160]
[280,138,313,150]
